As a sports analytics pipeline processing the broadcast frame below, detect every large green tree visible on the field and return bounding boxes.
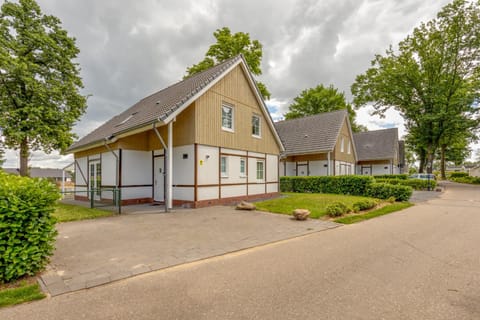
[352,0,480,178]
[284,84,366,132]
[185,27,270,99]
[0,0,87,176]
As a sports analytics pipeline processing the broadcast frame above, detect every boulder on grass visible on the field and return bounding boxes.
[236,201,256,210]
[293,209,310,221]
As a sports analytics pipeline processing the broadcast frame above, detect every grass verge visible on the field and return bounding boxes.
[0,279,45,308]
[53,203,114,222]
[334,202,413,224]
[255,193,375,219]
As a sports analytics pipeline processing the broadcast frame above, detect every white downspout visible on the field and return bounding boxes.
[327,151,331,176]
[167,121,173,210]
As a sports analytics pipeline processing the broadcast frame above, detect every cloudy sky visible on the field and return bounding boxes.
[5,0,465,168]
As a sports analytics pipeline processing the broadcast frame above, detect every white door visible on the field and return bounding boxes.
[89,161,101,201]
[154,157,165,202]
[297,164,308,176]
[362,167,371,175]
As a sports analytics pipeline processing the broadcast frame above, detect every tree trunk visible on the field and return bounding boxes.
[440,144,447,180]
[419,150,426,173]
[426,149,434,174]
[19,138,30,177]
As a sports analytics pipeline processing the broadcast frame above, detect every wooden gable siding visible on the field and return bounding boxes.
[286,153,328,162]
[194,65,280,155]
[334,118,356,163]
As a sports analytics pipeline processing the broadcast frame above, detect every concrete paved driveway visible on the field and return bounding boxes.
[40,206,339,296]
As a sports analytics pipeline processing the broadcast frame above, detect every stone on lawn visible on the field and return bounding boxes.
[293,209,310,220]
[236,201,256,210]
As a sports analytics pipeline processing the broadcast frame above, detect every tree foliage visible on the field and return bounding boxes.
[185,27,270,99]
[284,84,366,132]
[0,0,87,176]
[352,0,480,178]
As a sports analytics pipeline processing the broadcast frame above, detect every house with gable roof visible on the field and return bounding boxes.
[353,128,404,175]
[67,55,284,208]
[275,110,357,176]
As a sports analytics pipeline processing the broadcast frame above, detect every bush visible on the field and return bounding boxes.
[352,199,378,212]
[366,183,412,202]
[373,174,408,180]
[375,178,436,190]
[326,201,350,217]
[450,176,480,184]
[0,172,60,283]
[280,175,375,196]
[449,172,469,178]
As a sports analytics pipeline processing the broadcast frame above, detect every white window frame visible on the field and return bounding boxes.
[252,114,261,138]
[220,156,228,178]
[256,160,264,180]
[221,104,234,132]
[340,137,345,153]
[240,158,246,177]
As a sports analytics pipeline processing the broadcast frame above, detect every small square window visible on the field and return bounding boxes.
[222,104,234,131]
[183,153,188,159]
[252,115,261,137]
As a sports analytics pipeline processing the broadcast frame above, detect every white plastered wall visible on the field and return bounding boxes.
[74,157,88,186]
[173,145,194,185]
[121,150,152,199]
[101,151,117,186]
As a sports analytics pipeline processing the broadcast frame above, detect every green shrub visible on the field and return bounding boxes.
[366,183,412,202]
[387,196,396,203]
[449,172,469,178]
[373,174,408,180]
[352,199,378,212]
[326,201,350,217]
[450,176,480,184]
[0,171,60,283]
[280,175,375,196]
[375,178,436,190]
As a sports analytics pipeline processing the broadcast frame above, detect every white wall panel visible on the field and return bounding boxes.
[173,145,194,185]
[267,183,278,193]
[197,145,219,185]
[173,187,194,201]
[75,157,88,185]
[248,184,265,195]
[266,154,278,182]
[121,187,151,200]
[309,160,328,176]
[286,162,296,176]
[197,186,219,201]
[122,150,152,186]
[101,152,117,186]
[221,185,247,198]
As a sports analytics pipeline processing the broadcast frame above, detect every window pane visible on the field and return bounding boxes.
[256,161,264,180]
[221,157,227,176]
[222,105,233,129]
[240,159,245,175]
[252,115,260,136]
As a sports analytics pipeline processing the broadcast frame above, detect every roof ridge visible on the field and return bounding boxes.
[275,109,348,125]
[353,127,398,136]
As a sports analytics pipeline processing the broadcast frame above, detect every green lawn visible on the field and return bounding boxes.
[0,280,45,308]
[53,203,114,222]
[256,193,375,219]
[334,202,414,224]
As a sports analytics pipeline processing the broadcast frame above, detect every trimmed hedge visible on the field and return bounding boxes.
[450,176,480,184]
[449,172,469,178]
[375,178,437,190]
[0,171,60,283]
[373,174,408,180]
[280,175,375,196]
[366,183,412,202]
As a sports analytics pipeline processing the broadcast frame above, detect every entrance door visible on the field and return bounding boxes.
[362,167,371,175]
[154,156,165,202]
[297,164,308,176]
[89,161,101,201]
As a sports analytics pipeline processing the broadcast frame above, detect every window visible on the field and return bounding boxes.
[347,141,351,154]
[240,158,246,177]
[340,137,345,152]
[252,114,261,137]
[222,104,234,131]
[256,161,264,180]
[221,156,228,177]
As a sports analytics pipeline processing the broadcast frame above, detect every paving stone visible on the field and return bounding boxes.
[40,273,63,286]
[85,273,111,288]
[130,264,151,276]
[47,281,70,296]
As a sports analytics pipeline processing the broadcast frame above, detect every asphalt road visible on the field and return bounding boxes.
[1,182,479,320]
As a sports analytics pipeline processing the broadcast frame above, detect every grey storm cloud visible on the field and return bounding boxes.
[3,0,452,168]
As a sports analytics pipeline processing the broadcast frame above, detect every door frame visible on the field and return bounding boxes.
[89,160,101,201]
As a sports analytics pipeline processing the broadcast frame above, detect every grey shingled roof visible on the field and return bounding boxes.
[3,167,72,178]
[275,110,348,156]
[353,128,398,161]
[68,55,243,151]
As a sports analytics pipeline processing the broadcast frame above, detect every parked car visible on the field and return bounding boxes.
[409,173,436,180]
